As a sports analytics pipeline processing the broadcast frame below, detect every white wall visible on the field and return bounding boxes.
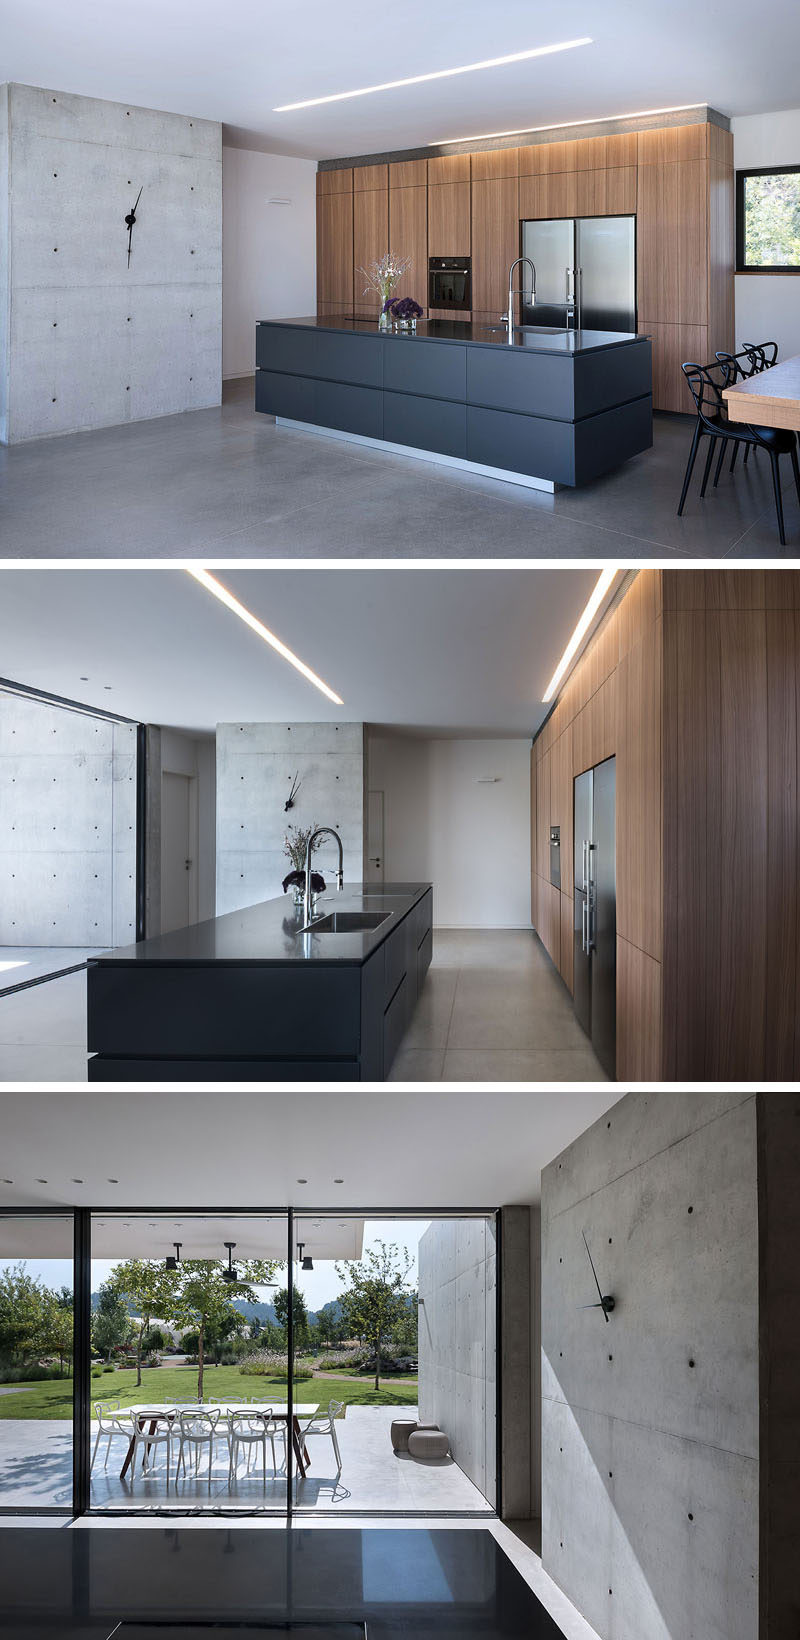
[0,83,222,444]
[222,146,316,379]
[367,734,531,927]
[732,109,800,358]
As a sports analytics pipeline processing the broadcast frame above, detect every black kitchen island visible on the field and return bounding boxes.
[87,884,432,1082]
[255,316,652,489]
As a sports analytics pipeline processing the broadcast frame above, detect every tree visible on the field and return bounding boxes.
[315,1301,345,1353]
[0,1264,52,1365]
[391,1293,419,1354]
[42,1298,73,1376]
[273,1286,308,1364]
[108,1260,180,1389]
[336,1242,413,1390]
[170,1259,277,1400]
[93,1283,131,1362]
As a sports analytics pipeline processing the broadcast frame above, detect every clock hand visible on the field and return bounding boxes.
[582,1230,610,1321]
[132,185,143,216]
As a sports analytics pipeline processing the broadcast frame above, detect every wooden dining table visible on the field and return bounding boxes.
[116,1402,316,1481]
[723,355,800,432]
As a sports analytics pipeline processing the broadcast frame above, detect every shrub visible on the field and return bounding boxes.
[102,1364,116,1373]
[91,1367,103,1378]
[311,1347,365,1371]
[239,1349,312,1381]
[0,1361,70,1384]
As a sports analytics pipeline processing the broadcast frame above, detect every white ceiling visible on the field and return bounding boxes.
[0,1088,618,1212]
[1,0,797,158]
[0,567,603,736]
[0,1212,364,1262]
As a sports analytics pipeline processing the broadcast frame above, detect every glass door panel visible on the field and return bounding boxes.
[0,1213,74,1511]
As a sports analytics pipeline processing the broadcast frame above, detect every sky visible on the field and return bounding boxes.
[1,1219,433,1313]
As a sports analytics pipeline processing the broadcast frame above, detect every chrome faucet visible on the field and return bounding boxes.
[504,257,536,340]
[301,826,344,929]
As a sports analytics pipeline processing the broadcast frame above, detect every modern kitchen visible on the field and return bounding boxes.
[1,563,797,1087]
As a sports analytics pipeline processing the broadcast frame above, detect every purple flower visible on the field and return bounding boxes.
[391,297,423,320]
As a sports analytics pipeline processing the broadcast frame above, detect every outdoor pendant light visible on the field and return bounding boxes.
[165,1242,181,1270]
[222,1241,238,1282]
[297,1241,314,1272]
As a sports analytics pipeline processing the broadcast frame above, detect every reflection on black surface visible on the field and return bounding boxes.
[0,1528,566,1638]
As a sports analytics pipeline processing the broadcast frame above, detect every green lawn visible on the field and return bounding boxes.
[0,1365,418,1420]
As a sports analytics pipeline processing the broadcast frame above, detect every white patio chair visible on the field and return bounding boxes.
[130,1409,177,1485]
[176,1407,220,1483]
[90,1401,131,1472]
[228,1408,284,1485]
[296,1400,343,1478]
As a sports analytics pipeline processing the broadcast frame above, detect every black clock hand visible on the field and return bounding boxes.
[132,186,143,216]
[582,1230,610,1321]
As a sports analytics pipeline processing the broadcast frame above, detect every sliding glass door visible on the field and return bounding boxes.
[0,1212,75,1513]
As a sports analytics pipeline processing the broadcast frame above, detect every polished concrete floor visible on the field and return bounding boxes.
[0,930,604,1083]
[0,945,103,997]
[389,930,606,1083]
[0,1523,593,1638]
[1,376,796,559]
[0,1406,490,1514]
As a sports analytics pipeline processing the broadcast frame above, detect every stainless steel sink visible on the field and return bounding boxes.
[308,910,391,933]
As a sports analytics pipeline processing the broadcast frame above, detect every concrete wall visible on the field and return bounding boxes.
[366,733,531,927]
[541,1091,759,1640]
[222,145,316,380]
[0,82,222,444]
[732,109,800,359]
[0,690,137,945]
[758,1091,800,1640]
[418,1216,498,1508]
[215,722,365,916]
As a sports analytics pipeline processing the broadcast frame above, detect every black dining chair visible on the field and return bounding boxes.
[741,340,779,372]
[678,359,800,546]
[714,348,762,476]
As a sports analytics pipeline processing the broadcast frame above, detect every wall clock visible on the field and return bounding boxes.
[580,1230,615,1321]
[124,186,143,268]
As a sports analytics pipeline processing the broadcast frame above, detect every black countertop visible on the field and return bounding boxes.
[89,884,431,968]
[258,314,647,357]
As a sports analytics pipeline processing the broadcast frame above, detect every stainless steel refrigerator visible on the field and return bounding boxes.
[521,215,636,332]
[573,757,616,1078]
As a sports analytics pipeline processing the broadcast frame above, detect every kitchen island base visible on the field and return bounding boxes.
[276,417,557,492]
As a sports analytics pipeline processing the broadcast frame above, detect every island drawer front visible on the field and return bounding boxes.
[87,965,362,1058]
[256,369,315,421]
[383,392,467,459]
[256,325,319,376]
[574,340,653,420]
[315,331,383,387]
[384,919,409,1007]
[574,396,652,484]
[466,349,574,418]
[417,926,433,989]
[87,1057,360,1081]
[466,406,575,485]
[383,342,467,401]
[383,971,410,1075]
[314,380,383,439]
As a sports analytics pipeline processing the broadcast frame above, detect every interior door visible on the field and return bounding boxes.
[576,216,636,332]
[573,769,593,1039]
[591,756,616,1079]
[161,770,193,935]
[521,217,574,325]
[366,789,385,886]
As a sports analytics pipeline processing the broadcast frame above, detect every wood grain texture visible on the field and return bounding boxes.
[637,123,707,164]
[637,322,706,413]
[765,610,799,1078]
[471,145,520,180]
[723,355,800,432]
[518,171,579,221]
[317,167,353,195]
[560,892,574,995]
[617,570,662,660]
[388,185,428,308]
[471,177,520,316]
[661,609,708,1080]
[637,161,680,319]
[676,159,708,324]
[662,568,766,611]
[428,181,471,255]
[615,617,662,962]
[765,571,800,608]
[705,610,768,1078]
[316,191,353,310]
[427,152,471,184]
[353,189,389,314]
[708,123,733,167]
[551,724,574,898]
[389,159,427,188]
[576,166,636,216]
[708,159,735,356]
[530,750,537,925]
[536,746,551,880]
[617,936,662,1079]
[546,881,561,972]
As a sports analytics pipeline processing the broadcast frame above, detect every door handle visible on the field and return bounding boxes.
[369,856,381,868]
[582,894,588,956]
[587,841,596,952]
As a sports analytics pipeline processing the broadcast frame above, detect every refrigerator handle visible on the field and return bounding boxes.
[575,267,583,331]
[581,839,589,953]
[588,840,596,953]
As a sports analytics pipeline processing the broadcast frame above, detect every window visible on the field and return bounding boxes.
[736,166,800,272]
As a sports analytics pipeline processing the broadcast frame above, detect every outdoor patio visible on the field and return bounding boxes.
[0,1405,492,1513]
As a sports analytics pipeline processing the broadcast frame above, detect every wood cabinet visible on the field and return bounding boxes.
[316,191,353,311]
[388,183,428,310]
[471,146,519,180]
[428,182,471,256]
[354,163,388,191]
[472,177,519,317]
[353,187,388,316]
[637,321,706,413]
[317,167,353,195]
[519,172,579,221]
[575,166,636,217]
[389,158,427,187]
[427,152,470,184]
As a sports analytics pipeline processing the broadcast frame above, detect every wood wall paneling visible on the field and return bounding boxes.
[552,724,574,897]
[661,609,708,1080]
[471,146,519,181]
[765,610,799,1078]
[536,747,551,880]
[618,570,662,658]
[677,159,708,325]
[708,159,735,355]
[546,881,561,971]
[316,191,353,310]
[427,152,471,184]
[317,167,353,195]
[616,936,663,1079]
[637,124,707,164]
[389,159,428,188]
[560,893,574,994]
[637,322,707,413]
[354,164,388,191]
[637,161,680,319]
[388,184,428,309]
[518,172,579,221]
[353,189,389,315]
[471,177,520,316]
[428,182,471,255]
[615,617,662,962]
[576,166,637,217]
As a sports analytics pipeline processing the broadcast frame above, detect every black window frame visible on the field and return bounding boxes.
[735,164,800,273]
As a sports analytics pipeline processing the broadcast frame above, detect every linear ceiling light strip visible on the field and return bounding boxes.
[542,568,618,703]
[274,40,592,111]
[187,569,344,705]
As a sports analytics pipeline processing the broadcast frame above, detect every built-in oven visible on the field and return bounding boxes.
[428,256,471,311]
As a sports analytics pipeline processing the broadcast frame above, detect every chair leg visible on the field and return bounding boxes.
[713,438,727,487]
[90,1427,101,1473]
[770,451,786,547]
[729,440,739,474]
[677,421,702,515]
[790,439,800,509]
[699,436,717,498]
[331,1425,342,1477]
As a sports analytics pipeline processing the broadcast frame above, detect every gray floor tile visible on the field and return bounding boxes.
[441,1048,608,1082]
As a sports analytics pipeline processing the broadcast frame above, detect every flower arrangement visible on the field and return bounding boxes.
[359,250,412,320]
[283,823,319,872]
[389,296,423,328]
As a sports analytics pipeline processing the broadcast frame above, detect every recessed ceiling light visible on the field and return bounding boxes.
[2,1179,13,1185]
[36,1178,48,1184]
[297,1178,308,1184]
[434,102,701,146]
[334,1178,344,1184]
[187,569,344,705]
[274,40,592,112]
[107,1178,119,1184]
[542,569,618,703]
[72,1178,83,1184]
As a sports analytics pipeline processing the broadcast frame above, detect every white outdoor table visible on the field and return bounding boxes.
[114,1401,319,1480]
